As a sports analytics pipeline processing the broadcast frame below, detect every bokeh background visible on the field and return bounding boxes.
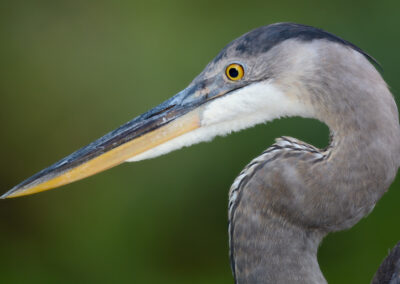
[1,0,399,283]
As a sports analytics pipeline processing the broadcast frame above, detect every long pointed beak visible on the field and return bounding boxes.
[1,86,206,199]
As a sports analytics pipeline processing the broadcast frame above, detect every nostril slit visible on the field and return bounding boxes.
[148,104,176,119]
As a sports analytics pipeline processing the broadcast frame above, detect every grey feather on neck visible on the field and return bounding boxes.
[228,35,400,283]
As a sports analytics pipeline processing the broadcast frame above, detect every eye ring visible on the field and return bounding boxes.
[225,63,244,81]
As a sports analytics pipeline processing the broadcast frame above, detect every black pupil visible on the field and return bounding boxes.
[229,67,239,78]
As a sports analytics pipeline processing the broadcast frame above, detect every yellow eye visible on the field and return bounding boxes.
[225,63,244,81]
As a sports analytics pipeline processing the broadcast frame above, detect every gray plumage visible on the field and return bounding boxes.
[373,242,400,284]
[216,23,400,283]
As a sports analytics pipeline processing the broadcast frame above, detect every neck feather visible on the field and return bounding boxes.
[229,59,400,282]
[229,163,327,283]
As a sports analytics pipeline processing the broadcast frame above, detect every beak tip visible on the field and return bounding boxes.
[0,188,18,199]
[0,192,9,199]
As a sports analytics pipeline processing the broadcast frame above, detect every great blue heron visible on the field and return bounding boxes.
[1,23,400,283]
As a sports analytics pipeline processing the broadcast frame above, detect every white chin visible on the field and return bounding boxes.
[126,80,313,162]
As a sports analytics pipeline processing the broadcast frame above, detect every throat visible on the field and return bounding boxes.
[230,203,327,284]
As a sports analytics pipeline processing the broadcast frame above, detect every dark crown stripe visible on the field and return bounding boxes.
[214,22,381,69]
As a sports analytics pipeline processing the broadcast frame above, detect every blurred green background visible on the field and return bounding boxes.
[1,0,399,283]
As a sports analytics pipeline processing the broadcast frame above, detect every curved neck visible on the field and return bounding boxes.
[313,79,400,232]
[230,74,400,283]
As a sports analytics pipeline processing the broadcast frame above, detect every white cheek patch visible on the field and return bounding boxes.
[126,81,313,162]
